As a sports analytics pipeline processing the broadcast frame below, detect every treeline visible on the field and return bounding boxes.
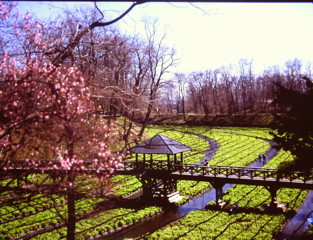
[161,58,312,118]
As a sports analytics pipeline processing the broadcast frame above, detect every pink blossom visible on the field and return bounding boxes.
[0,2,120,191]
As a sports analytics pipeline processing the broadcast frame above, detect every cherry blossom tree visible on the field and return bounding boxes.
[0,2,124,239]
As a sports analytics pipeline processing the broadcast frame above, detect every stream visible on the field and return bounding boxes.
[105,135,312,240]
[279,191,313,239]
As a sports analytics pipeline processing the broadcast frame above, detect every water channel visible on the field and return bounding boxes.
[105,134,312,240]
[279,191,313,239]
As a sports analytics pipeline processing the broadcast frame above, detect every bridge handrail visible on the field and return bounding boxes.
[172,163,313,182]
[1,159,120,172]
[2,160,313,183]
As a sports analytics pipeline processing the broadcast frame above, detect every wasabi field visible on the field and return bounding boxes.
[1,126,311,240]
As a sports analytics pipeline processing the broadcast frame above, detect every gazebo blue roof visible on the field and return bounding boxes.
[130,134,192,155]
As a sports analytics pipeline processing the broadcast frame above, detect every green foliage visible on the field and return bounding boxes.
[202,129,270,166]
[178,181,211,196]
[111,175,142,197]
[271,77,313,169]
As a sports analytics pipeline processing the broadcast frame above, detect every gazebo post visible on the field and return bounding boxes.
[174,154,177,165]
[135,153,138,169]
[167,154,171,169]
[143,154,146,167]
[181,152,183,163]
[150,154,153,168]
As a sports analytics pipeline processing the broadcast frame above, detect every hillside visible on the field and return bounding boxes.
[149,113,275,127]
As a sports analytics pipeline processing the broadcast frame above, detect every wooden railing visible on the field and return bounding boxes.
[0,159,118,174]
[119,160,170,171]
[2,160,313,183]
[173,164,313,183]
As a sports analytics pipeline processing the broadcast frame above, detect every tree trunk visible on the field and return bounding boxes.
[65,125,76,240]
[139,101,153,138]
[67,185,76,240]
[182,96,186,121]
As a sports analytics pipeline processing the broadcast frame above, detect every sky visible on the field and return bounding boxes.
[17,1,313,74]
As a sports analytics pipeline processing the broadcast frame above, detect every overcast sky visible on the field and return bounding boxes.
[18,1,313,74]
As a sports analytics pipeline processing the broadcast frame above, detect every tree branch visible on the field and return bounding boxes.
[52,1,146,65]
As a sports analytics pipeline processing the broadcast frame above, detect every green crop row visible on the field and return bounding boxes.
[32,206,161,239]
[207,126,274,140]
[203,132,270,166]
[0,194,65,224]
[147,209,286,240]
[112,175,142,197]
[0,195,105,239]
[178,181,211,197]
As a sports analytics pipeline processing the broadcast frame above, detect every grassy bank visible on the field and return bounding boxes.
[149,113,275,127]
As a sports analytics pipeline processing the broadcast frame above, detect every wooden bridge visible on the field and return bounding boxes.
[116,160,313,205]
[117,160,313,188]
[1,159,313,206]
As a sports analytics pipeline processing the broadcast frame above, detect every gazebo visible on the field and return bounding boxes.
[130,133,192,170]
[129,134,192,200]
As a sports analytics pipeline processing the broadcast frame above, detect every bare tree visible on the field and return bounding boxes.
[138,19,177,137]
[175,73,188,120]
[43,1,145,66]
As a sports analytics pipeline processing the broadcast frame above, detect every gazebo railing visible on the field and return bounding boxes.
[119,160,171,171]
